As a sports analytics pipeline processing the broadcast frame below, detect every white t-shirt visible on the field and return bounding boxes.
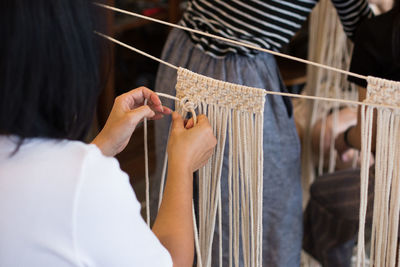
[0,136,172,267]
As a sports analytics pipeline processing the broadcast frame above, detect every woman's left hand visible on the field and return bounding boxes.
[92,87,172,157]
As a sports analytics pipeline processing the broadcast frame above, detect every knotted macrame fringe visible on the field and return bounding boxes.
[158,67,266,267]
[299,0,358,209]
[299,2,357,264]
[357,77,400,267]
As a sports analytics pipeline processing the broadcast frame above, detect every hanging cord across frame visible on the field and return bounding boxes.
[94,31,400,112]
[94,3,367,81]
[143,91,203,265]
[143,92,197,226]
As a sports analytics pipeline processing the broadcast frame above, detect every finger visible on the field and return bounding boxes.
[125,87,162,110]
[171,112,185,131]
[148,101,169,114]
[196,114,210,126]
[185,118,194,129]
[149,91,162,107]
[161,106,172,115]
[342,150,353,163]
[150,113,165,121]
[139,87,163,108]
[129,105,156,125]
[146,107,171,121]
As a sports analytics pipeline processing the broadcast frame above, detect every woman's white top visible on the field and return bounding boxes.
[0,137,172,267]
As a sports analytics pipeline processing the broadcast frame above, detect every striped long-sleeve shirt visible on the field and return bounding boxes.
[181,0,373,57]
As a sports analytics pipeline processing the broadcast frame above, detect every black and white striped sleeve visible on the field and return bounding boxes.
[331,0,373,39]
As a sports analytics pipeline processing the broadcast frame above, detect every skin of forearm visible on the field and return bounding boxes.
[152,162,194,267]
[347,120,362,150]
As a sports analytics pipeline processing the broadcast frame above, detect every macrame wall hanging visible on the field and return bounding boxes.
[144,66,266,267]
[171,68,265,267]
[357,77,400,267]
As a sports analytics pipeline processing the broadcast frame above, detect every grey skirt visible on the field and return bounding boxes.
[151,28,302,267]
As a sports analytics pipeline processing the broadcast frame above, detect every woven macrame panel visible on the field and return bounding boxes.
[173,67,266,267]
[357,77,400,267]
[365,77,400,106]
[176,68,266,114]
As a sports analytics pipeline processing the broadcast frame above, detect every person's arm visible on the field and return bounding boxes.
[90,87,216,266]
[152,160,194,266]
[311,107,357,167]
[336,16,379,161]
[331,0,373,39]
[152,113,216,267]
[369,0,393,14]
[92,86,172,157]
[335,86,377,160]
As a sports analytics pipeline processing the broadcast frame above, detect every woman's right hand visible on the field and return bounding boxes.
[167,112,217,173]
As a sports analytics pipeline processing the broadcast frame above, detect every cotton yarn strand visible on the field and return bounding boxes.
[144,99,150,226]
[172,68,265,267]
[299,0,357,212]
[94,2,367,82]
[95,31,400,112]
[357,77,400,267]
[142,92,203,266]
[357,103,374,267]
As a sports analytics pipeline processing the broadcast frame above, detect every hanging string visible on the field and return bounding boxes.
[356,77,400,267]
[143,92,197,222]
[144,99,150,227]
[95,31,178,71]
[94,3,367,81]
[95,31,400,111]
[142,91,202,265]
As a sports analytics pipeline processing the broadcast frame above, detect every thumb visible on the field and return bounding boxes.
[196,114,209,125]
[129,105,155,125]
[171,112,185,131]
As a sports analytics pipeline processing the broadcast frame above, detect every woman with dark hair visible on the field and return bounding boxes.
[303,0,400,265]
[0,1,216,266]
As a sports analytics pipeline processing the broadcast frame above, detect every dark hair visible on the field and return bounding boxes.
[393,0,400,63]
[0,0,106,142]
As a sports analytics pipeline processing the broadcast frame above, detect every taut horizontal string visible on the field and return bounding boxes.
[94,31,178,70]
[94,2,368,81]
[94,31,400,111]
